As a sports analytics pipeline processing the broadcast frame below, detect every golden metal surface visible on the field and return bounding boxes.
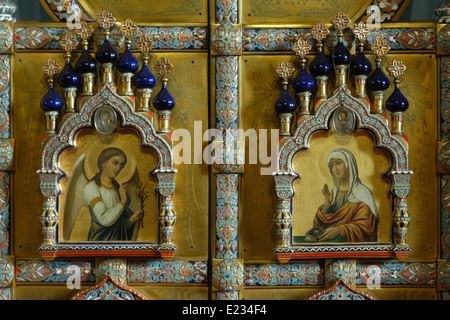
[79,0,208,23]
[392,53,438,259]
[133,286,209,300]
[241,287,437,300]
[14,285,208,300]
[14,286,88,300]
[243,0,371,25]
[12,51,210,258]
[364,288,438,300]
[9,3,442,300]
[240,287,328,300]
[240,53,438,260]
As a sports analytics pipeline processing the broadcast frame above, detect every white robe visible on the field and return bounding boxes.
[84,180,125,227]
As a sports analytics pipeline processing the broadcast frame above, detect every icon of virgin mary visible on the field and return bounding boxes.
[63,139,144,242]
[305,148,379,242]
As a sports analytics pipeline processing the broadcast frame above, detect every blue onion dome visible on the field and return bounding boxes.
[76,49,97,74]
[95,38,118,64]
[275,89,297,114]
[40,85,63,112]
[309,51,332,78]
[116,46,139,73]
[57,61,80,88]
[368,64,390,91]
[351,49,372,76]
[134,62,157,89]
[153,84,175,111]
[292,65,315,93]
[332,41,351,66]
[386,85,409,112]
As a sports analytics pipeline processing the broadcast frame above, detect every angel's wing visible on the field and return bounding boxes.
[63,154,88,240]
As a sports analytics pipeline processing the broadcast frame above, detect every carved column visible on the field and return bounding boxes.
[391,171,412,261]
[0,0,15,300]
[37,170,60,261]
[436,0,450,299]
[211,0,243,300]
[155,169,177,260]
[273,172,297,263]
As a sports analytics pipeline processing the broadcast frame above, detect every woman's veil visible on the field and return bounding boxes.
[327,148,379,218]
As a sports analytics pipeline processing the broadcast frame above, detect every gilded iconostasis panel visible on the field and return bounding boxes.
[242,0,410,24]
[241,287,438,300]
[240,52,438,261]
[77,0,208,23]
[39,0,208,23]
[12,51,210,259]
[1,0,447,302]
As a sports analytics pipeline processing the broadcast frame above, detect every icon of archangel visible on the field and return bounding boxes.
[62,139,146,242]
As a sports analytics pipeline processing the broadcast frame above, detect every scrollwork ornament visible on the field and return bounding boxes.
[155,170,176,197]
[273,173,297,199]
[0,23,13,54]
[96,258,127,284]
[0,257,13,287]
[212,259,243,291]
[392,172,411,198]
[38,172,60,198]
[308,278,375,300]
[216,291,239,300]
[213,141,244,173]
[211,16,242,55]
[438,24,450,54]
[216,173,239,259]
[72,275,149,300]
[325,260,356,286]
[438,261,450,290]
[0,140,13,170]
[439,141,450,172]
